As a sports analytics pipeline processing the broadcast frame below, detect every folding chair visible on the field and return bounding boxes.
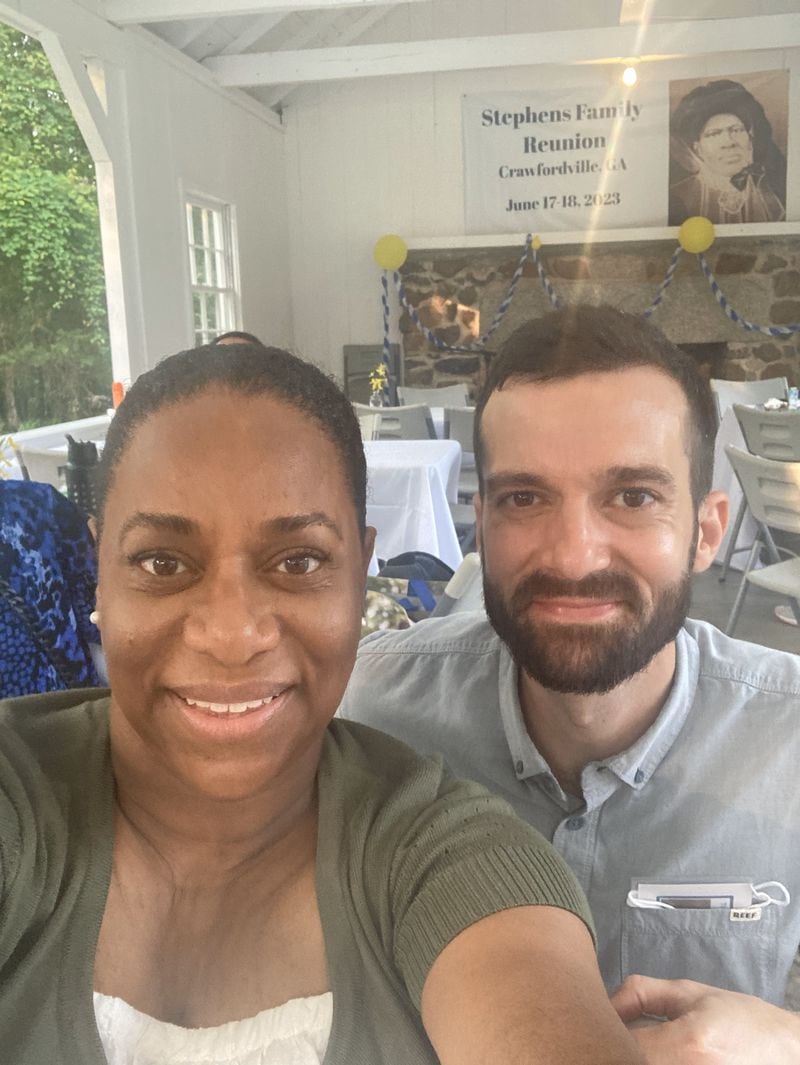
[357,412,381,442]
[397,383,469,408]
[723,445,800,636]
[353,403,436,440]
[719,402,800,583]
[443,406,478,502]
[710,376,788,424]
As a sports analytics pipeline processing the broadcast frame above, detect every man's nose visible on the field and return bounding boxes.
[537,501,611,580]
[182,563,280,666]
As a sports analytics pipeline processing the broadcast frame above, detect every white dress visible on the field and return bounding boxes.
[93,991,333,1065]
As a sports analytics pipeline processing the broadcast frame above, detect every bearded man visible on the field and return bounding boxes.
[340,305,800,1064]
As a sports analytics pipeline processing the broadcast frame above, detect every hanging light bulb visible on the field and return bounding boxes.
[622,66,638,87]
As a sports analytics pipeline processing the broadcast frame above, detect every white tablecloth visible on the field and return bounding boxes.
[712,407,757,565]
[364,438,463,572]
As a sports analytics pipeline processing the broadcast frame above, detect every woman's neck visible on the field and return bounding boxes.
[109,707,323,885]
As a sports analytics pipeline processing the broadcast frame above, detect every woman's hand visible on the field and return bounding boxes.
[612,975,800,1064]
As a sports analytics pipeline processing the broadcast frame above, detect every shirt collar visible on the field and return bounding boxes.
[497,626,700,791]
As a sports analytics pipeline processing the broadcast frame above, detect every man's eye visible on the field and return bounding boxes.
[139,554,186,576]
[277,555,322,575]
[506,491,537,508]
[617,488,655,509]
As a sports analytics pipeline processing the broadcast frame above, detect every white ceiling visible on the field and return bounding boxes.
[102,0,800,114]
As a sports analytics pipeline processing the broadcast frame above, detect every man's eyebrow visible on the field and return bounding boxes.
[483,472,552,494]
[603,465,676,488]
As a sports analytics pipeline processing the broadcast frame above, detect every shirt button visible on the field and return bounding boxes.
[634,769,645,784]
[565,817,586,831]
[515,759,524,775]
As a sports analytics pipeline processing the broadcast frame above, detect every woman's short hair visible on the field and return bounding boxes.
[96,343,367,537]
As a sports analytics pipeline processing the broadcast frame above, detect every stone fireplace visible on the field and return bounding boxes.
[399,236,800,399]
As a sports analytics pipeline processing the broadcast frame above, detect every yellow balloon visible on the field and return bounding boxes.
[373,234,408,271]
[531,235,542,251]
[678,216,715,254]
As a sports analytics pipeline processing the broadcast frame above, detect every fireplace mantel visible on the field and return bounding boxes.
[405,221,800,253]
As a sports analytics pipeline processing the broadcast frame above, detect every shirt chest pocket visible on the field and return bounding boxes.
[621,902,783,1003]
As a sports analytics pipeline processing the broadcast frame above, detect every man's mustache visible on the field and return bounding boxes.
[511,570,645,613]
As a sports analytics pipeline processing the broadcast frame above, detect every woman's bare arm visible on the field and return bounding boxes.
[421,906,646,1065]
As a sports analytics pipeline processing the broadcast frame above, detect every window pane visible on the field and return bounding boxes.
[207,249,218,288]
[213,250,227,288]
[210,210,224,253]
[192,205,204,246]
[194,248,207,285]
[193,293,204,331]
[205,293,218,331]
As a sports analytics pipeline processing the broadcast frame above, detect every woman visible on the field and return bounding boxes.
[668,79,786,225]
[0,343,644,1065]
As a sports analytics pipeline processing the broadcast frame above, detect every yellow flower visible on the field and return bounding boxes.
[370,362,388,393]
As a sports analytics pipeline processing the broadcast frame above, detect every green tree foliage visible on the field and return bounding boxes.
[0,23,110,430]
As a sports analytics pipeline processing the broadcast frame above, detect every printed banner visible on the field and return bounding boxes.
[463,70,790,233]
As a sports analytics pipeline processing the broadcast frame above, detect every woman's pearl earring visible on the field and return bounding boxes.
[89,610,101,626]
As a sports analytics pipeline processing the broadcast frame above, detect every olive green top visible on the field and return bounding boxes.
[0,689,592,1064]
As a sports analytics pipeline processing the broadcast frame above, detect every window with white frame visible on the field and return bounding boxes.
[185,198,239,345]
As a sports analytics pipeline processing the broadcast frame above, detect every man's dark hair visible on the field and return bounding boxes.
[474,305,717,506]
[210,330,264,346]
[96,343,366,537]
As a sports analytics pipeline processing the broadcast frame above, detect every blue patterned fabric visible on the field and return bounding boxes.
[0,481,101,697]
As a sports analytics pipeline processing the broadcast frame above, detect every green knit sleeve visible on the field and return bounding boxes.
[388,780,594,1010]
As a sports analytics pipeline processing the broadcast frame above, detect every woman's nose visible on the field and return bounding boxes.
[182,565,280,666]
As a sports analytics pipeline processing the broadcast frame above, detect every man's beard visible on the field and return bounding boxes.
[483,564,692,695]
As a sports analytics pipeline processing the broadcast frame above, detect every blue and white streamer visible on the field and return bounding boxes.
[641,247,682,319]
[390,236,534,354]
[380,234,800,354]
[530,244,562,309]
[697,254,800,336]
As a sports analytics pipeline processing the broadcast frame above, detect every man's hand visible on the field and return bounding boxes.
[611,975,800,1064]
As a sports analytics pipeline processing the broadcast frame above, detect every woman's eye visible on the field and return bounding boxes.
[277,555,322,575]
[617,488,655,509]
[139,554,186,577]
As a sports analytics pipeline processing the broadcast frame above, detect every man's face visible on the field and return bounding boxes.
[476,368,714,695]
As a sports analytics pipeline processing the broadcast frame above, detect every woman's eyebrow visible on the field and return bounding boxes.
[118,511,344,543]
[260,513,343,541]
[119,512,196,541]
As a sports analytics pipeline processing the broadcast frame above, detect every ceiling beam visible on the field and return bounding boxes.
[204,13,800,86]
[217,13,286,54]
[104,0,428,26]
[264,4,393,108]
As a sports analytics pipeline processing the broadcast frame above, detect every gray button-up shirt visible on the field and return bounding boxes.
[339,614,800,1003]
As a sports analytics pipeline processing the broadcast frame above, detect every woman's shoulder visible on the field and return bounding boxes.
[322,718,448,805]
[0,688,111,848]
[320,718,545,854]
[0,687,110,766]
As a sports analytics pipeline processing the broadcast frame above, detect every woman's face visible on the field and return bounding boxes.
[95,388,373,798]
[693,112,753,178]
